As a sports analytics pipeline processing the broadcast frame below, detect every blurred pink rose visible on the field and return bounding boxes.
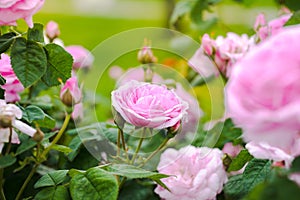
[0,54,24,102]
[111,80,188,129]
[222,142,243,158]
[65,45,94,70]
[155,145,227,200]
[60,76,82,106]
[0,100,36,152]
[226,25,300,152]
[189,33,253,78]
[0,0,44,28]
[109,66,124,80]
[256,14,291,41]
[45,20,60,40]
[72,102,83,120]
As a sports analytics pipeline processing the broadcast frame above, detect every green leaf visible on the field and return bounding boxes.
[0,155,16,168]
[0,32,16,54]
[16,132,56,155]
[70,167,118,200]
[290,156,300,173]
[278,0,300,11]
[11,37,47,88]
[228,150,253,172]
[51,144,73,154]
[0,74,5,99]
[22,105,45,123]
[119,180,160,200]
[102,164,169,190]
[285,10,300,26]
[35,186,70,200]
[170,0,196,25]
[34,170,69,189]
[35,113,56,129]
[28,23,44,43]
[245,176,300,200]
[42,43,73,86]
[224,159,271,199]
[67,136,82,161]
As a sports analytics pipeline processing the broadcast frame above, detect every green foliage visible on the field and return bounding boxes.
[22,105,56,129]
[224,159,272,199]
[70,167,119,200]
[35,186,70,200]
[170,0,220,31]
[0,32,16,54]
[245,176,300,200]
[290,156,300,172]
[34,170,69,188]
[0,155,16,168]
[227,149,253,172]
[27,23,44,43]
[51,144,73,155]
[42,43,73,86]
[11,37,47,88]
[119,180,159,200]
[285,10,300,26]
[0,74,5,99]
[276,0,300,11]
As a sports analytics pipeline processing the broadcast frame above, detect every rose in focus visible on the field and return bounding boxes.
[0,0,45,28]
[111,80,188,129]
[155,145,227,200]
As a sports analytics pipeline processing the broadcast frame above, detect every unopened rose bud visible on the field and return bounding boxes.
[60,77,82,107]
[46,21,60,40]
[137,46,157,64]
[166,121,181,138]
[0,114,13,128]
[33,129,44,142]
[222,153,232,170]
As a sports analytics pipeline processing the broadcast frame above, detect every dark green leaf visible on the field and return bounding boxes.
[0,32,16,54]
[42,43,73,86]
[278,0,300,11]
[11,37,47,88]
[0,154,16,168]
[224,159,271,199]
[228,150,253,172]
[70,167,118,200]
[285,10,300,26]
[103,164,169,190]
[35,186,70,200]
[119,180,160,200]
[34,170,69,189]
[0,74,5,99]
[22,105,45,123]
[290,156,300,173]
[245,176,300,200]
[67,136,82,161]
[28,23,44,43]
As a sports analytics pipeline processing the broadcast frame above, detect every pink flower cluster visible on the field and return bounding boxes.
[111,80,188,129]
[0,54,24,103]
[0,0,44,28]
[189,33,253,78]
[254,13,291,41]
[155,145,227,200]
[226,25,300,167]
[0,100,36,152]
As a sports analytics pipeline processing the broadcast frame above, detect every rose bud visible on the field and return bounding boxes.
[46,20,60,40]
[33,128,44,142]
[60,77,82,107]
[0,114,13,128]
[137,46,157,64]
[166,121,182,138]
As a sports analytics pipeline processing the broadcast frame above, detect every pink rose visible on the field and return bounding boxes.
[65,45,94,70]
[72,102,83,120]
[201,34,215,56]
[226,25,300,152]
[0,0,44,28]
[0,54,24,102]
[0,100,36,152]
[60,76,82,107]
[155,145,227,200]
[111,80,188,129]
[45,20,60,40]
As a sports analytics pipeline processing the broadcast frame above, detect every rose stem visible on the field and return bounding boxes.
[139,137,170,167]
[130,128,146,164]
